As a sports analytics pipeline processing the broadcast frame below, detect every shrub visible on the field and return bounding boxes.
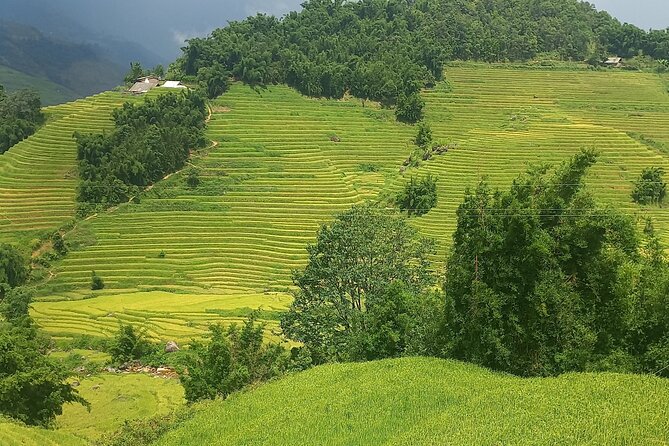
[632,167,666,205]
[396,175,438,217]
[0,244,29,292]
[186,170,200,189]
[395,92,425,124]
[51,232,68,257]
[415,121,433,148]
[180,314,290,403]
[110,324,156,365]
[91,271,105,290]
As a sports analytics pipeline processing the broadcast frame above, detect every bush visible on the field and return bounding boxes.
[51,232,68,257]
[632,167,666,205]
[0,244,29,292]
[180,314,290,403]
[396,175,438,217]
[186,170,200,189]
[395,92,425,124]
[110,324,156,365]
[415,121,433,148]
[91,271,105,290]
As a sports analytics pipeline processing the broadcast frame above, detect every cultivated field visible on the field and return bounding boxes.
[11,64,669,341]
[156,357,669,445]
[32,291,290,343]
[0,91,143,245]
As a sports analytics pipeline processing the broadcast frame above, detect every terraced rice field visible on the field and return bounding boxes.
[32,291,290,343]
[0,91,143,245]
[43,87,412,294]
[19,64,669,341]
[57,373,184,441]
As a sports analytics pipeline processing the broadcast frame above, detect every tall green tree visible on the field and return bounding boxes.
[444,150,641,376]
[281,204,435,363]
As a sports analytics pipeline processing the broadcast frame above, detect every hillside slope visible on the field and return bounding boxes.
[0,421,86,446]
[0,64,79,105]
[155,357,669,446]
[35,65,669,301]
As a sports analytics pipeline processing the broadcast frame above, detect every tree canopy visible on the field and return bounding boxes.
[444,150,669,376]
[171,0,669,120]
[0,86,43,154]
[75,92,207,212]
[281,204,436,363]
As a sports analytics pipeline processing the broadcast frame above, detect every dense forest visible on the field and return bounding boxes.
[171,0,669,120]
[75,92,207,212]
[0,85,43,154]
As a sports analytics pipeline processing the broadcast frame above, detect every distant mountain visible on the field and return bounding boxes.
[0,21,125,98]
[0,0,166,68]
[0,64,79,105]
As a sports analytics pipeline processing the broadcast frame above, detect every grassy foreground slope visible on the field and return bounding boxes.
[0,421,86,446]
[156,357,669,446]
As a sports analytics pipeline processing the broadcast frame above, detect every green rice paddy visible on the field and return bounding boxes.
[0,63,662,342]
[155,357,669,446]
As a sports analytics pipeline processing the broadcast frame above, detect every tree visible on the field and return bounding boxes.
[91,271,104,290]
[281,204,435,363]
[395,92,425,123]
[197,63,231,99]
[396,175,438,217]
[124,62,145,85]
[415,121,433,148]
[0,326,89,426]
[0,287,32,326]
[444,150,642,376]
[0,244,29,293]
[632,167,666,205]
[180,315,289,403]
[0,88,44,154]
[109,324,155,365]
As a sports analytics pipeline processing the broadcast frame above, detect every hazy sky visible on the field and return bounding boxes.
[591,0,669,31]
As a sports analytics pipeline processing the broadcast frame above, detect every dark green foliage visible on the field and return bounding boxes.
[197,63,231,99]
[124,62,166,85]
[90,271,104,291]
[180,315,289,403]
[186,170,201,189]
[281,204,435,363]
[443,149,669,376]
[0,244,28,293]
[0,287,32,326]
[0,87,43,154]
[75,92,207,210]
[109,324,156,365]
[51,232,67,257]
[395,92,425,124]
[632,167,666,205]
[396,175,438,217]
[172,0,669,121]
[415,121,433,149]
[0,285,88,426]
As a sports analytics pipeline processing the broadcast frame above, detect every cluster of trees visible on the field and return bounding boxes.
[124,62,166,84]
[0,86,43,154]
[279,151,669,377]
[632,167,666,205]
[0,245,88,426]
[171,0,669,121]
[75,92,207,212]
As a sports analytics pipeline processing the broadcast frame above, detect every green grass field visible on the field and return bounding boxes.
[155,357,669,446]
[57,373,184,441]
[0,373,184,445]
